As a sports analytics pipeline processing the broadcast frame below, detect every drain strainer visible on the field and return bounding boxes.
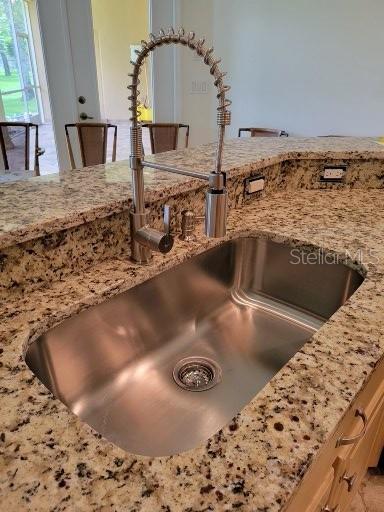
[173,356,222,392]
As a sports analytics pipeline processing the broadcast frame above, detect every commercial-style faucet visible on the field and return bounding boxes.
[128,27,231,264]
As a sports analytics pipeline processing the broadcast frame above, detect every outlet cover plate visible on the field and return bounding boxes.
[320,165,347,182]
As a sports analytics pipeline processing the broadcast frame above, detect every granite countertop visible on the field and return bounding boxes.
[1,184,384,510]
[1,136,384,249]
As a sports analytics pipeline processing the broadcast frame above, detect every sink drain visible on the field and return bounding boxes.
[173,357,222,392]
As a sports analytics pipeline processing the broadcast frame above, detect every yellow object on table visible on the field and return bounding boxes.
[138,106,153,122]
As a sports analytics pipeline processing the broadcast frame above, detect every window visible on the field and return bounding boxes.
[0,0,42,122]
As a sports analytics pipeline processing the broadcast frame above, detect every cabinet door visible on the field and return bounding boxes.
[301,468,334,512]
[338,395,384,512]
[368,404,384,468]
[284,360,384,512]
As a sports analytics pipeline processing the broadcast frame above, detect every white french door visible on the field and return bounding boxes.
[36,0,100,170]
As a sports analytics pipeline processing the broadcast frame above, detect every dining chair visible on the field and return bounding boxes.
[65,122,117,169]
[238,127,289,138]
[142,123,189,154]
[0,122,45,176]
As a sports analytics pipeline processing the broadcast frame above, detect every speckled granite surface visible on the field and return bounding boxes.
[2,155,383,298]
[1,136,384,249]
[1,184,384,511]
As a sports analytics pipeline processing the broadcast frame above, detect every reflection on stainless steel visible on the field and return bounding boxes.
[25,238,364,457]
[128,27,231,263]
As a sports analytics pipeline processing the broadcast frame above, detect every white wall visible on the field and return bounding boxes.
[174,0,216,146]
[150,0,176,123]
[215,0,384,138]
[149,0,216,144]
[171,0,384,144]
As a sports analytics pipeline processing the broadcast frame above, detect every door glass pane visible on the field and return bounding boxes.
[0,0,41,122]
[0,0,22,93]
[1,90,24,119]
[26,86,37,117]
[17,34,34,88]
[10,0,26,34]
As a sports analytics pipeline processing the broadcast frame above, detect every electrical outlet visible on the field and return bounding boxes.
[190,80,208,94]
[245,176,265,194]
[321,166,347,182]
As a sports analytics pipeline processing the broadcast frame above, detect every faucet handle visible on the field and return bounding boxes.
[163,204,171,235]
[133,205,174,256]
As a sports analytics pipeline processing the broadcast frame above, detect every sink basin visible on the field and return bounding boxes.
[26,237,363,456]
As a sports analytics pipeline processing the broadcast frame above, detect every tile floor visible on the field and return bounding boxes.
[351,470,384,512]
[38,122,59,173]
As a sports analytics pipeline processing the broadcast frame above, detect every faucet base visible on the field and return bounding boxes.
[130,210,174,263]
[130,211,153,264]
[205,189,228,238]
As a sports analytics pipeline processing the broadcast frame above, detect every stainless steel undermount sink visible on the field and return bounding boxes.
[25,237,364,457]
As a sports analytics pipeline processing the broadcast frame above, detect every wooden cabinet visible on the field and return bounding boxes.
[285,359,384,512]
[310,469,334,512]
[338,396,384,511]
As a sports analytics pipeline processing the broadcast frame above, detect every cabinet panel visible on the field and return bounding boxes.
[338,395,384,512]
[313,469,334,512]
[284,358,384,512]
[368,404,384,468]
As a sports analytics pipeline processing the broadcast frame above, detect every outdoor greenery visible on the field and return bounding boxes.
[0,0,38,119]
[0,0,14,76]
[0,70,20,90]
[0,71,37,117]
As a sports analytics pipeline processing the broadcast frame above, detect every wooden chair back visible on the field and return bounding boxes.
[65,123,117,169]
[238,127,289,138]
[142,123,189,154]
[0,122,43,176]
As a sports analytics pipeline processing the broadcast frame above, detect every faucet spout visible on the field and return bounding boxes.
[128,27,231,263]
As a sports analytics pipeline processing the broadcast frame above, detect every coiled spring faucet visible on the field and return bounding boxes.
[128,27,231,263]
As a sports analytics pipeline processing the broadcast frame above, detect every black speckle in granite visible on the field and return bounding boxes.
[216,490,224,501]
[228,417,239,432]
[0,253,7,271]
[200,484,215,494]
[231,479,246,495]
[76,462,91,478]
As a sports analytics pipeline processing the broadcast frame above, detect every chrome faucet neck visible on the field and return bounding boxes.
[128,27,231,263]
[128,27,231,174]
